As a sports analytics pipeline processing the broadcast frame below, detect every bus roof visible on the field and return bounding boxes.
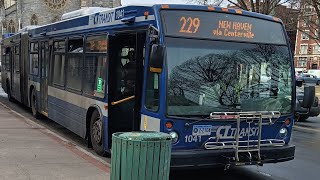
[5,4,283,39]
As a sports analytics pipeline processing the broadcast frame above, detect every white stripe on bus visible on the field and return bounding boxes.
[48,86,108,117]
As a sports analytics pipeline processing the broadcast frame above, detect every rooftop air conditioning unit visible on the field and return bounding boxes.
[61,7,111,20]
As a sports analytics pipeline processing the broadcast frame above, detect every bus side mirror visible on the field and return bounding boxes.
[149,44,165,73]
[301,86,315,108]
[296,80,302,87]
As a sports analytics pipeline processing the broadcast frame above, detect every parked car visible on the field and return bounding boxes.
[307,69,320,78]
[295,87,320,121]
[296,73,320,85]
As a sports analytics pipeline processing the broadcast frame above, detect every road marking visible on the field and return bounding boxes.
[258,171,272,177]
[294,125,320,133]
[0,101,111,173]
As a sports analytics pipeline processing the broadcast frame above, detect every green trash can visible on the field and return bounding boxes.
[111,131,172,180]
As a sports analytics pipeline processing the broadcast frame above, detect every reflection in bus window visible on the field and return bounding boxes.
[83,55,107,98]
[86,36,107,53]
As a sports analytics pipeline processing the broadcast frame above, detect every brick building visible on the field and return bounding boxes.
[0,0,121,36]
[294,2,320,70]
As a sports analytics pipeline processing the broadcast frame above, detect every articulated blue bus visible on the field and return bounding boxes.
[1,4,312,169]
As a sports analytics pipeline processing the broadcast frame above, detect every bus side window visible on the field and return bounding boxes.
[52,41,66,86]
[66,38,83,91]
[145,71,160,111]
[15,46,20,73]
[83,35,107,98]
[30,42,39,75]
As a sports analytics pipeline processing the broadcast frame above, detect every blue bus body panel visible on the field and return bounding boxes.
[2,4,294,160]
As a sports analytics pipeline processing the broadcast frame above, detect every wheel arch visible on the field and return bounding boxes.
[29,85,35,107]
[85,105,103,147]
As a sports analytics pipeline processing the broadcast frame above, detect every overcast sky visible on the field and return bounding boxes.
[121,0,189,5]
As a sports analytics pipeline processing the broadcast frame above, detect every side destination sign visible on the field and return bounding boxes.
[89,8,125,25]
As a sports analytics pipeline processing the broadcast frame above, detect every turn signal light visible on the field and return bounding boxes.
[284,118,291,126]
[166,121,173,129]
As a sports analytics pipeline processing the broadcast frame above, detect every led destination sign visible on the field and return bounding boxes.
[161,10,286,44]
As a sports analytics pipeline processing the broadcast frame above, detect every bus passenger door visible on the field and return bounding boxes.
[108,32,146,145]
[40,41,49,113]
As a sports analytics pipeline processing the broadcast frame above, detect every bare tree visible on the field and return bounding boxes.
[188,0,224,6]
[297,0,320,44]
[297,0,320,45]
[226,0,300,15]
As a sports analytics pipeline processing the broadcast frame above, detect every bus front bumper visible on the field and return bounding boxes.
[170,144,295,169]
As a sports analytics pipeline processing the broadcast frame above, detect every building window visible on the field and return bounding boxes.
[4,0,16,9]
[300,45,308,54]
[30,14,38,25]
[302,31,310,40]
[314,45,320,54]
[44,0,67,10]
[298,57,307,67]
[8,20,15,33]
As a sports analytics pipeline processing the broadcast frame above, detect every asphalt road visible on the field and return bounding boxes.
[0,90,319,180]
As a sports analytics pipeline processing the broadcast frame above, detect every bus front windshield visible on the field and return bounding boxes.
[166,38,292,116]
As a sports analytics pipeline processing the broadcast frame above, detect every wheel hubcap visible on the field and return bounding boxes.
[93,118,102,144]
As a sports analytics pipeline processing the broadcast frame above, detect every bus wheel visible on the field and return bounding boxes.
[31,90,40,119]
[90,110,106,156]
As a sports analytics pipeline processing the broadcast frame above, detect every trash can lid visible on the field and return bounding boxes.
[117,131,171,141]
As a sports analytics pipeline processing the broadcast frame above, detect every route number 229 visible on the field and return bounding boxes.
[179,17,201,34]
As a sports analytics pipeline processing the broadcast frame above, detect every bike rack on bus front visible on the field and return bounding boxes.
[205,111,283,165]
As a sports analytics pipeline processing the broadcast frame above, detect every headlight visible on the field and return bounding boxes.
[279,128,288,138]
[169,131,179,144]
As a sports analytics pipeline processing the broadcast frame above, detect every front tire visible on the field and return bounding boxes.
[317,81,320,85]
[90,110,106,156]
[31,90,40,119]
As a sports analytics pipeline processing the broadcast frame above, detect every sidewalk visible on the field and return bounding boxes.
[0,101,109,179]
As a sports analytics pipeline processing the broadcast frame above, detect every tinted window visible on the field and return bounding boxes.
[66,55,82,90]
[68,39,83,53]
[30,43,39,75]
[14,46,20,72]
[66,38,83,91]
[5,48,10,71]
[145,72,160,111]
[86,36,107,53]
[161,10,286,45]
[83,55,107,98]
[53,41,66,86]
